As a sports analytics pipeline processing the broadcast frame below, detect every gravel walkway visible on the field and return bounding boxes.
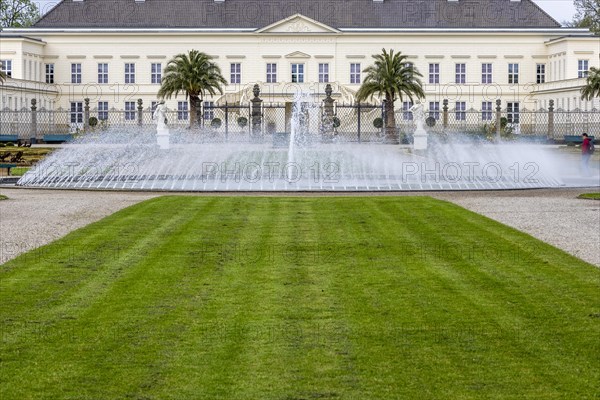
[0,188,598,266]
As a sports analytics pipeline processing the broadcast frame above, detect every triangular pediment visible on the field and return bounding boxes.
[284,51,311,59]
[256,14,340,34]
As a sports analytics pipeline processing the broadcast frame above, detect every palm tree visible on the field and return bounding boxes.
[158,50,227,128]
[580,67,600,101]
[356,48,425,144]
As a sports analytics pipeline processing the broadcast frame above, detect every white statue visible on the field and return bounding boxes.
[153,100,170,150]
[410,100,428,150]
[410,101,426,129]
[153,100,168,129]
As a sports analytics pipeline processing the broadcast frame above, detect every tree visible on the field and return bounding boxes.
[581,67,600,100]
[566,0,600,34]
[356,48,425,144]
[0,0,40,29]
[158,50,227,128]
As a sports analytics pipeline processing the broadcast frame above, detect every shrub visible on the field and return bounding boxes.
[332,117,341,128]
[237,116,248,128]
[88,117,99,127]
[373,118,383,129]
[6,142,15,147]
[211,118,222,129]
[0,143,5,147]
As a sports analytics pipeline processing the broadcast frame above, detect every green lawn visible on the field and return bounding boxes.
[579,193,600,200]
[0,194,7,201]
[1,197,598,399]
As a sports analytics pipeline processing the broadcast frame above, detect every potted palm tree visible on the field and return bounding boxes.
[356,49,425,144]
[581,67,600,101]
[158,50,227,128]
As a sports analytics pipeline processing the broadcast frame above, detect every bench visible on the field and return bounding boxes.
[44,134,74,143]
[564,135,596,145]
[0,135,19,143]
[0,163,17,176]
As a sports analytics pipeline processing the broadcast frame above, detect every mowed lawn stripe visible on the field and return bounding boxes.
[0,196,598,400]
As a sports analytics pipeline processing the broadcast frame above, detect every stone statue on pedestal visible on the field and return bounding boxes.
[153,100,170,150]
[410,100,428,150]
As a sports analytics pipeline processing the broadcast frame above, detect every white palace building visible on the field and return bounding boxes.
[0,0,599,127]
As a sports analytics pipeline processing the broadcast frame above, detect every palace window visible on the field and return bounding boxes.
[71,63,82,84]
[482,101,493,121]
[230,63,241,84]
[291,63,304,83]
[0,60,12,77]
[45,63,54,84]
[98,63,109,84]
[455,64,466,84]
[178,101,189,120]
[70,102,83,123]
[578,60,589,78]
[151,101,158,112]
[402,101,414,120]
[266,63,277,83]
[98,101,108,121]
[125,63,136,84]
[508,63,519,84]
[481,63,492,84]
[536,64,546,84]
[151,63,162,84]
[350,63,361,84]
[455,101,466,121]
[125,101,136,120]
[507,102,520,124]
[429,101,440,120]
[319,63,329,83]
[429,63,439,84]
[203,101,214,120]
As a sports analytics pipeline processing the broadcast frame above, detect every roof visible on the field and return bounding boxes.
[33,0,561,30]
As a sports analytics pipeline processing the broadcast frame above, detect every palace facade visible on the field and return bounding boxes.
[1,0,599,122]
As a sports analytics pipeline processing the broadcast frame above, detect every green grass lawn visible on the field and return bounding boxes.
[0,194,7,200]
[1,197,598,399]
[579,193,600,200]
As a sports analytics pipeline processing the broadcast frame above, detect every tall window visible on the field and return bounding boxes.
[429,101,440,120]
[125,63,136,84]
[98,101,108,121]
[455,102,466,121]
[508,63,519,84]
[151,63,162,84]
[266,63,277,83]
[402,101,414,120]
[45,63,54,84]
[70,102,83,124]
[482,101,493,121]
[98,63,109,84]
[318,63,329,83]
[507,102,520,124]
[203,101,214,120]
[71,63,82,84]
[291,63,304,83]
[0,60,12,77]
[455,64,466,84]
[536,64,546,84]
[230,63,241,84]
[350,63,361,84]
[429,63,440,84]
[578,60,589,78]
[124,101,136,121]
[177,101,189,120]
[151,101,158,112]
[481,63,492,84]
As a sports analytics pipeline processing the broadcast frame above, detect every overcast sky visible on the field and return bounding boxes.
[32,0,578,25]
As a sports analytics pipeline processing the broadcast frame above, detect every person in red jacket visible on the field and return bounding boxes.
[581,133,592,176]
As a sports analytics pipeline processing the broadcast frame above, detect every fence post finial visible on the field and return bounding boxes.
[495,99,502,140]
[84,98,90,131]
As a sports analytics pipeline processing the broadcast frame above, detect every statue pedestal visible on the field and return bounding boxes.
[157,127,170,150]
[413,124,428,150]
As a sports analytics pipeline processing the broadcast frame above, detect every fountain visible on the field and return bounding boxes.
[16,89,599,192]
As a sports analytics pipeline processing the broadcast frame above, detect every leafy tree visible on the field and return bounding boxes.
[0,0,40,29]
[581,67,600,100]
[356,48,425,144]
[158,50,227,128]
[565,0,600,34]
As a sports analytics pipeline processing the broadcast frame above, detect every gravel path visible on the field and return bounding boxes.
[0,188,598,266]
